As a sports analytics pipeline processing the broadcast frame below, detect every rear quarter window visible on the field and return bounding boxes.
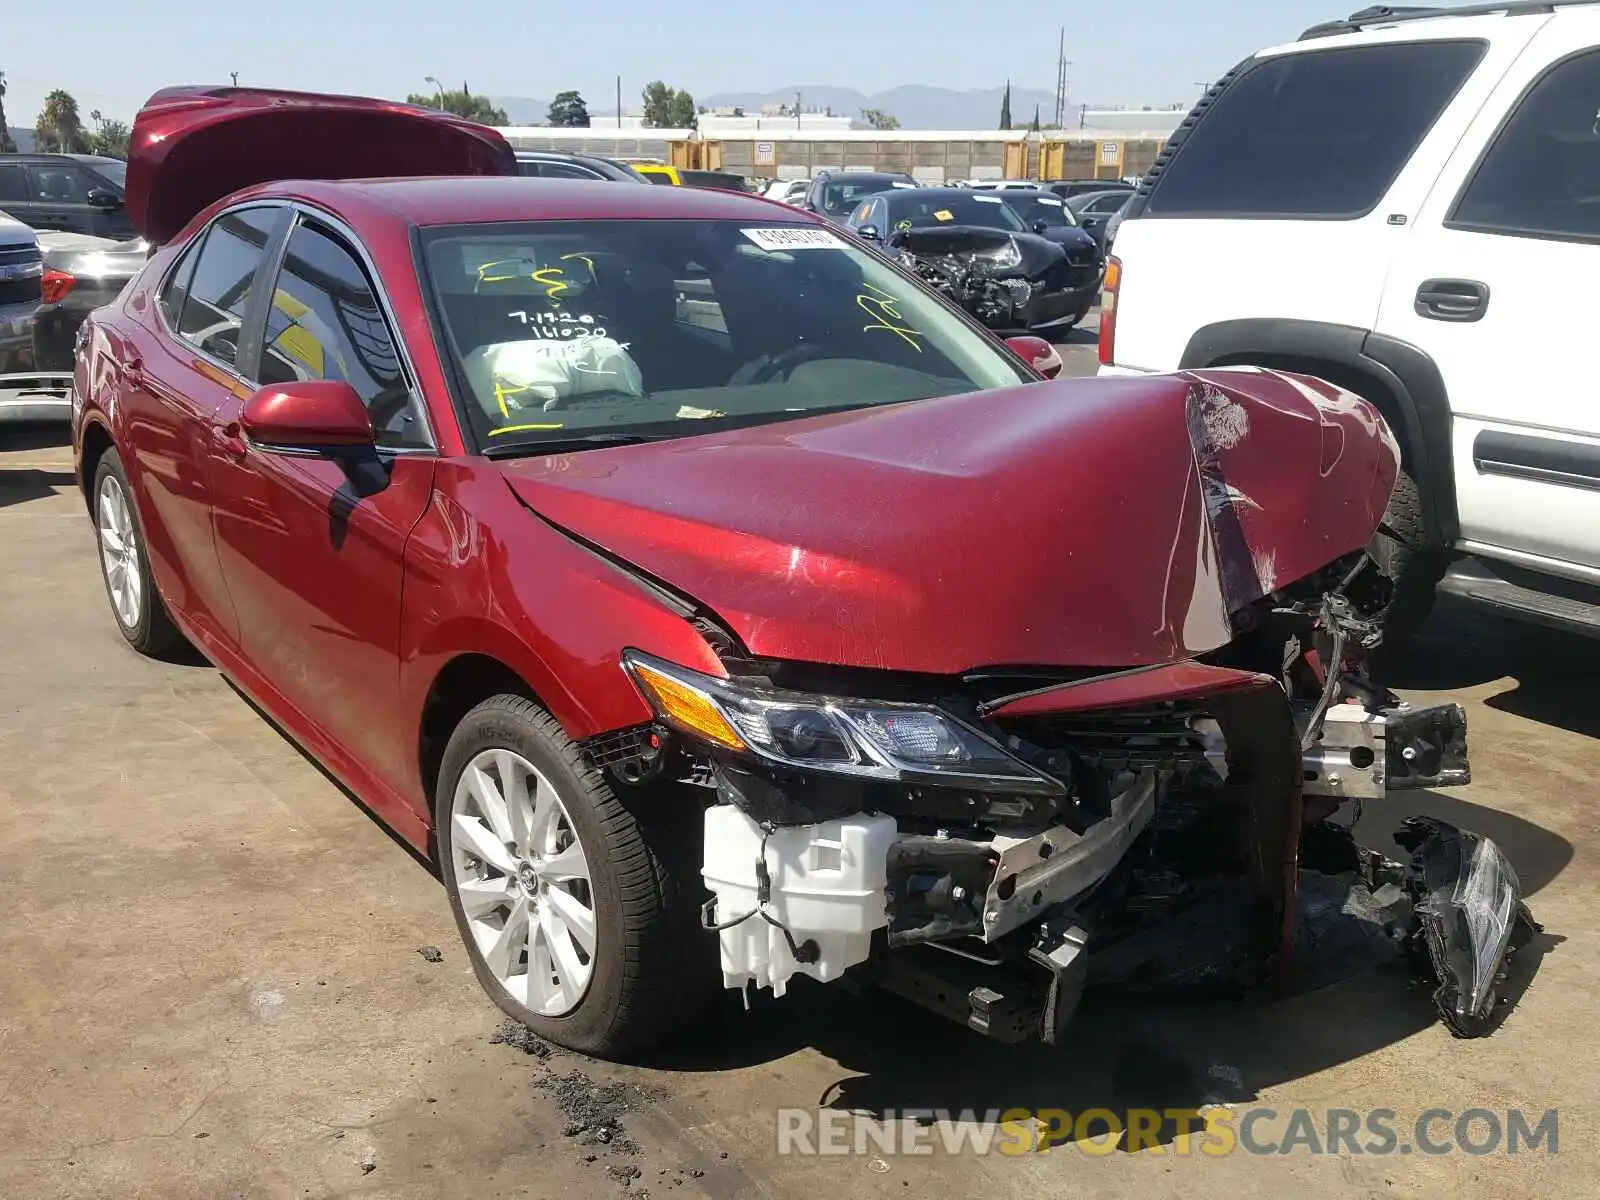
[1145,39,1487,219]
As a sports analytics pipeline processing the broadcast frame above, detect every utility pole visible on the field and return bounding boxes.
[616,75,622,127]
[795,91,802,130]
[1053,27,1067,127]
[230,71,239,87]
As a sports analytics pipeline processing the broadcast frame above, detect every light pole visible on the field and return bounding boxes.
[230,72,239,87]
[424,76,444,109]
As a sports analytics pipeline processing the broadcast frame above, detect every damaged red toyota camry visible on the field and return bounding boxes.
[73,87,1537,1058]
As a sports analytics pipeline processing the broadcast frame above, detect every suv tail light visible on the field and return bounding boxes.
[1097,256,1120,367]
[41,267,76,305]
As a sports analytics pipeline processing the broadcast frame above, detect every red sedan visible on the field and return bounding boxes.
[73,87,1505,1058]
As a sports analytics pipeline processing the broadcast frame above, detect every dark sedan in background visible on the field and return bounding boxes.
[845,187,1101,331]
[801,170,916,223]
[0,153,137,238]
[34,233,146,376]
[1065,188,1134,253]
[513,151,648,182]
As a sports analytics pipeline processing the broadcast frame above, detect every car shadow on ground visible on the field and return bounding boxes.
[0,466,75,510]
[1376,597,1600,741]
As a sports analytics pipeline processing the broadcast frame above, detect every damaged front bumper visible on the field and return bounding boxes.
[616,639,1529,1047]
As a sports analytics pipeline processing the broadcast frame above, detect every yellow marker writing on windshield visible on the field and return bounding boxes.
[532,267,569,299]
[856,283,923,352]
[933,209,954,222]
[488,422,566,436]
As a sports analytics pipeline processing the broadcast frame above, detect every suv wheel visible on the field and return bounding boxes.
[1370,468,1445,650]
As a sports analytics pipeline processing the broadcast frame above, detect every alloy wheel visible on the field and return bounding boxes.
[450,748,598,1015]
[97,473,142,630]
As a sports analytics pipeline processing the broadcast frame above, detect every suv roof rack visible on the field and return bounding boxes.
[1299,0,1599,40]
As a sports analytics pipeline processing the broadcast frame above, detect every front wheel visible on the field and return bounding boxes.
[436,695,715,1057]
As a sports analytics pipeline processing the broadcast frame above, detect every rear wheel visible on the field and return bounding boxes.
[436,695,715,1057]
[93,449,185,658]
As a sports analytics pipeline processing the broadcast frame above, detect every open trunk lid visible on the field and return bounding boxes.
[127,85,516,244]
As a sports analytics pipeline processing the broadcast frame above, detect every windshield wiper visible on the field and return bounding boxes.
[481,432,665,459]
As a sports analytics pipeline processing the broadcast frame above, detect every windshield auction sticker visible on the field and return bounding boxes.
[742,227,847,251]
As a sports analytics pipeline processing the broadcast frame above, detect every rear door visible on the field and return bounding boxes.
[120,202,292,651]
[205,208,437,806]
[1375,13,1600,573]
[1106,26,1534,372]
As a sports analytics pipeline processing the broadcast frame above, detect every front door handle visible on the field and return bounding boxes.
[212,420,247,462]
[1415,278,1490,322]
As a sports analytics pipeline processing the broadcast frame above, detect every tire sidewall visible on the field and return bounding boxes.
[93,449,157,649]
[435,702,633,1048]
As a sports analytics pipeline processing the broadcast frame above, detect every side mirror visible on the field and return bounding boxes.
[1032,219,1050,235]
[857,224,880,240]
[86,188,123,210]
[1081,216,1102,228]
[1005,335,1065,380]
[241,380,375,452]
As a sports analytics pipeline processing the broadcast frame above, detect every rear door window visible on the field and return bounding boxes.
[1449,49,1600,242]
[1146,39,1487,219]
[175,205,285,367]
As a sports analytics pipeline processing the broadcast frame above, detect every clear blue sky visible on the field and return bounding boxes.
[6,0,1340,125]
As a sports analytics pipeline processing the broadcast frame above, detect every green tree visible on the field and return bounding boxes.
[36,89,91,153]
[88,110,130,157]
[1028,104,1040,133]
[640,81,696,129]
[999,80,1012,130]
[403,82,508,126]
[0,72,16,154]
[860,107,900,131]
[547,90,590,127]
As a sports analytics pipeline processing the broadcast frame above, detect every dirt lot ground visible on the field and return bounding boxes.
[2,345,1597,1197]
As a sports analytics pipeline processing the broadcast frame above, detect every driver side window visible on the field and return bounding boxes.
[257,218,429,451]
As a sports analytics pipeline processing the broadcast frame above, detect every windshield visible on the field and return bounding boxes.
[819,178,909,215]
[90,160,127,191]
[421,219,1030,454]
[999,193,1075,227]
[882,192,1028,232]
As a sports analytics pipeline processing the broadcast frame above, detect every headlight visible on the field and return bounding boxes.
[978,238,1023,269]
[622,650,1062,796]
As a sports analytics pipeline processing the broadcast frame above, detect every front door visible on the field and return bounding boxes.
[1375,19,1600,575]
[23,162,97,234]
[206,209,437,807]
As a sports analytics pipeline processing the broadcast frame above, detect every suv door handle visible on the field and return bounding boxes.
[1415,278,1490,322]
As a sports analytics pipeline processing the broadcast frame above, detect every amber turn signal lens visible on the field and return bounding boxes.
[628,661,748,752]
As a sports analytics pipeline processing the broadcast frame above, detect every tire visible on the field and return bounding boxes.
[92,448,185,658]
[1369,467,1446,650]
[435,695,716,1057]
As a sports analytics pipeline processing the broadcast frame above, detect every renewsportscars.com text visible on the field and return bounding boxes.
[776,1106,1559,1157]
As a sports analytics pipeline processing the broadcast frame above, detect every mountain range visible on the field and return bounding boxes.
[494,84,1069,130]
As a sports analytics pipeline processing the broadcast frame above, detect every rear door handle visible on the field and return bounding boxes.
[1415,278,1490,322]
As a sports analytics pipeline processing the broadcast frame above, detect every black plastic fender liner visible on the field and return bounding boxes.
[1177,319,1460,547]
[1204,677,1305,970]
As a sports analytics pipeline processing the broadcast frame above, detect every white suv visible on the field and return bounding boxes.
[1100,1,1600,642]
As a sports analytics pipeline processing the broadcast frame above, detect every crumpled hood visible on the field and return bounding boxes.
[498,368,1398,674]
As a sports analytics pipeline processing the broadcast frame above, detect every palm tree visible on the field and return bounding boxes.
[0,72,17,154]
[36,89,89,154]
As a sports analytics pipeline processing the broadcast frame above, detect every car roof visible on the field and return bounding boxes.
[1,153,123,165]
[238,175,804,229]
